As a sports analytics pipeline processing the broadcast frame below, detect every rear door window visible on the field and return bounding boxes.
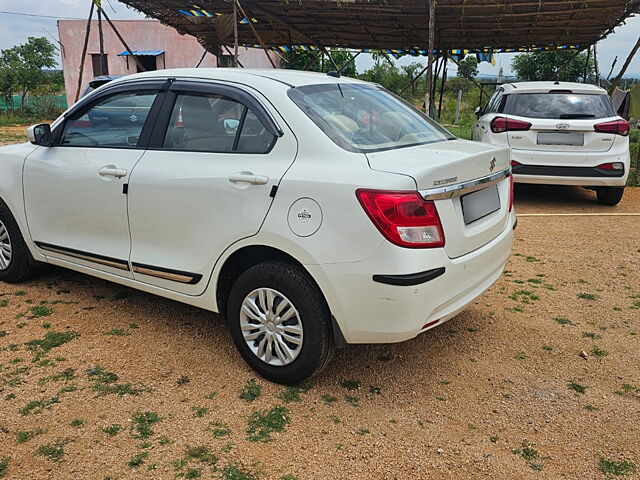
[163,92,275,154]
[503,93,616,119]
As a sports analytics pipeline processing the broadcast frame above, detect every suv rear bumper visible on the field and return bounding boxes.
[511,148,630,187]
[307,212,515,344]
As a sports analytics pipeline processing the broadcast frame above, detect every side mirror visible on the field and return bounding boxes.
[27,124,52,147]
[474,107,484,118]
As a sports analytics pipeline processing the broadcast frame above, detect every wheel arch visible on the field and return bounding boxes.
[213,244,346,348]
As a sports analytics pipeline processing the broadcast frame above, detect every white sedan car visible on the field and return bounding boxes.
[473,82,630,205]
[0,69,514,383]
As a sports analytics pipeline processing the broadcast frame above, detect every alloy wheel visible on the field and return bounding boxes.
[239,288,304,366]
[0,220,12,271]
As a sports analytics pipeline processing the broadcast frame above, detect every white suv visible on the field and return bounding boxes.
[473,82,630,205]
[0,69,514,383]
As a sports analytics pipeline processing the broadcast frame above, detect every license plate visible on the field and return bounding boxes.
[461,185,500,225]
[537,132,584,146]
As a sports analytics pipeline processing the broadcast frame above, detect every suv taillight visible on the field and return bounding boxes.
[594,119,630,136]
[356,190,445,249]
[491,117,532,134]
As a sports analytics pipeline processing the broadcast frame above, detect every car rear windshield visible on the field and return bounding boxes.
[503,93,616,119]
[288,83,454,153]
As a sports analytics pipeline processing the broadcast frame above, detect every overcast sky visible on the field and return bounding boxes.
[1,0,639,78]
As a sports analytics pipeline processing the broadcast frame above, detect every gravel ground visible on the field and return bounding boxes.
[0,142,638,478]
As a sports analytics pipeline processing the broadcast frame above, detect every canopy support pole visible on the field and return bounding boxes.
[99,6,146,73]
[609,35,640,94]
[593,43,600,86]
[438,53,448,118]
[235,0,277,69]
[424,0,436,115]
[97,4,105,76]
[74,0,95,103]
[233,0,239,67]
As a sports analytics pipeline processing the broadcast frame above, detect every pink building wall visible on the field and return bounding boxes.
[58,20,276,105]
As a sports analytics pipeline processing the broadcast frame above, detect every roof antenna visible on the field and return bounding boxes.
[327,51,362,78]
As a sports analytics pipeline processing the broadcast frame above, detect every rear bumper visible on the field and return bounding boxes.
[511,148,630,186]
[307,213,514,344]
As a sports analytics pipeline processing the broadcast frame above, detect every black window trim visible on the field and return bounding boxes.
[51,79,168,150]
[147,80,280,155]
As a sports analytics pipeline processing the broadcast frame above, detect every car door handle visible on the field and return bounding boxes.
[228,172,269,185]
[98,166,128,178]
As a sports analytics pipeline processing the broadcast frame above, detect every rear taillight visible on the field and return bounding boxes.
[594,119,630,136]
[509,173,514,212]
[491,117,532,134]
[597,162,625,171]
[356,190,445,249]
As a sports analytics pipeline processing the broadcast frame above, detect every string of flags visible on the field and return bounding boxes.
[177,7,584,63]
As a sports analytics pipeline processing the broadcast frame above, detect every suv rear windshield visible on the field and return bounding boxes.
[288,83,454,153]
[503,93,616,119]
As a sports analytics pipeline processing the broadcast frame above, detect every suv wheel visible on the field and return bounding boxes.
[227,261,334,385]
[0,202,37,283]
[596,186,625,206]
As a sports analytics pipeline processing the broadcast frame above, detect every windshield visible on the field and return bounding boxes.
[288,83,454,153]
[503,93,616,119]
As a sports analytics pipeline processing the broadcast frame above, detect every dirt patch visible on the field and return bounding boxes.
[0,126,28,146]
[0,189,639,479]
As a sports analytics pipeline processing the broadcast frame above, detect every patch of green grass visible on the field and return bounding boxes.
[584,405,598,411]
[184,468,202,478]
[583,332,602,339]
[341,379,361,391]
[246,405,290,442]
[542,345,553,352]
[280,475,299,480]
[591,346,608,357]
[278,387,302,403]
[127,452,149,468]
[506,306,524,313]
[568,380,588,394]
[344,395,360,407]
[513,253,541,262]
[208,421,231,438]
[69,419,85,428]
[321,394,337,404]
[15,429,44,444]
[0,457,8,478]
[86,365,143,396]
[131,412,161,439]
[356,428,370,435]
[25,331,79,359]
[101,424,123,436]
[577,293,598,301]
[38,367,76,386]
[329,414,341,424]
[527,278,543,285]
[176,375,190,386]
[184,445,217,465]
[222,463,259,480]
[204,391,217,400]
[514,352,527,360]
[553,317,574,326]
[103,328,130,336]
[0,299,8,307]
[29,305,52,318]
[239,378,261,402]
[509,290,540,304]
[36,440,67,462]
[191,406,208,418]
[598,458,636,476]
[512,442,542,470]
[19,396,60,416]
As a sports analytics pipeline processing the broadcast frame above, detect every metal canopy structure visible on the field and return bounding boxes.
[117,0,640,56]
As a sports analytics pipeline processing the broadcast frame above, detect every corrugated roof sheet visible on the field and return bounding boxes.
[117,50,165,56]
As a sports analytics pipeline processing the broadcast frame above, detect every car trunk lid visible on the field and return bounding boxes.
[366,139,511,259]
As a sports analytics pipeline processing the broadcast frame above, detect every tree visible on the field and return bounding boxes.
[511,51,594,82]
[457,56,478,80]
[0,37,56,109]
[287,49,357,77]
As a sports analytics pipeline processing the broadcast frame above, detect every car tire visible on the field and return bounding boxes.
[596,186,625,206]
[227,261,334,385]
[0,202,37,283]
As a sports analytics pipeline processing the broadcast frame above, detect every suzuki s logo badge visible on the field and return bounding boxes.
[129,114,138,123]
[489,157,497,172]
[556,123,570,130]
